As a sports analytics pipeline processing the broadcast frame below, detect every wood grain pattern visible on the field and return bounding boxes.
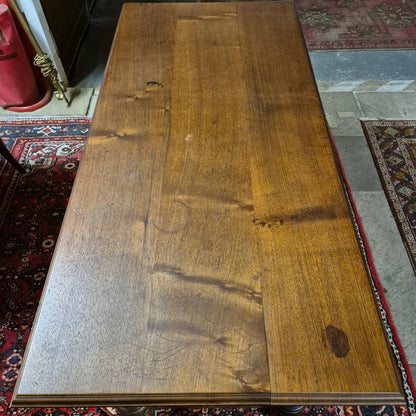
[12,2,404,408]
[236,3,402,404]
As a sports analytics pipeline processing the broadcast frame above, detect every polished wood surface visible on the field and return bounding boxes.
[12,2,404,408]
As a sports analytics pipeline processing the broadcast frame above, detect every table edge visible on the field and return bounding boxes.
[11,392,406,407]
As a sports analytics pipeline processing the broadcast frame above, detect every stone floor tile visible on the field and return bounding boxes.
[310,50,416,82]
[411,365,416,385]
[333,135,383,192]
[318,80,416,93]
[404,81,416,92]
[376,80,416,92]
[325,81,365,92]
[0,88,94,117]
[316,82,334,92]
[352,191,416,365]
[319,92,363,136]
[356,92,416,119]
[351,80,391,92]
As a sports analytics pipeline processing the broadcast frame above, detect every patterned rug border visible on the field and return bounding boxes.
[330,130,416,413]
[0,116,92,123]
[0,117,92,221]
[360,118,416,121]
[361,120,416,269]
[293,0,416,51]
[305,40,416,50]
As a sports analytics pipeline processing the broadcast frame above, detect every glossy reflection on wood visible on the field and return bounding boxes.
[12,2,405,409]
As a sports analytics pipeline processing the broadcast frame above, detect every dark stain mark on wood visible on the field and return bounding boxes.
[253,206,341,228]
[253,216,283,228]
[179,13,237,22]
[105,133,139,140]
[215,336,229,346]
[325,325,350,358]
[287,206,339,223]
[146,81,164,88]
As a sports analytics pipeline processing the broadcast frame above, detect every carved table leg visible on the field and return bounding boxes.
[117,407,156,416]
[264,406,305,416]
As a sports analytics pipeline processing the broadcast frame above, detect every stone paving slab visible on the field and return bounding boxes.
[352,191,416,367]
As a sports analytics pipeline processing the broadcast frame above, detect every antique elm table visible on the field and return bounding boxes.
[12,2,405,414]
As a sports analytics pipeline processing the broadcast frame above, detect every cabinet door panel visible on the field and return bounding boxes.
[39,0,89,73]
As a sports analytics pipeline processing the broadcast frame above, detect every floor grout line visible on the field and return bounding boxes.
[352,91,366,119]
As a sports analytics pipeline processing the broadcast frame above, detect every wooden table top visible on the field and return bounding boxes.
[13,2,405,408]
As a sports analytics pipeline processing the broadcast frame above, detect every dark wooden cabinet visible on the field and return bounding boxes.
[39,0,90,74]
[86,0,95,12]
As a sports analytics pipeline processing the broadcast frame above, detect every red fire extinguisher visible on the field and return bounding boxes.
[0,3,39,108]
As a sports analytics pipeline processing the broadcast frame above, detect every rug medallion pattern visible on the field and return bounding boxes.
[294,0,416,49]
[0,118,414,416]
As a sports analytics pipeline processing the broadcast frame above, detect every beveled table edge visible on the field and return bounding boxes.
[11,392,406,408]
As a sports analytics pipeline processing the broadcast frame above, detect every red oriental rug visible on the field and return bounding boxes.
[0,118,415,416]
[362,120,416,273]
[293,0,416,50]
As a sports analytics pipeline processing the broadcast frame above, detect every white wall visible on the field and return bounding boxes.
[15,0,68,85]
